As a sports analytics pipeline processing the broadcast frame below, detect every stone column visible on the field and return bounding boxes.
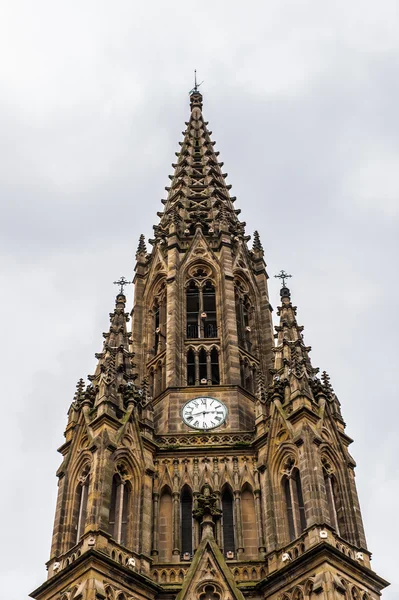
[234,490,244,555]
[172,492,180,558]
[195,351,200,385]
[254,488,266,554]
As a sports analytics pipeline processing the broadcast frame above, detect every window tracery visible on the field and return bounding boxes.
[186,346,220,386]
[186,267,217,339]
[197,583,222,600]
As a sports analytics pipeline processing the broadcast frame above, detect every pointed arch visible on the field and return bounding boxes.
[159,485,173,561]
[187,349,196,386]
[180,485,193,557]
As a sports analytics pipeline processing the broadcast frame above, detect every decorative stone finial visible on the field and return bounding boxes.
[136,234,147,255]
[252,230,264,252]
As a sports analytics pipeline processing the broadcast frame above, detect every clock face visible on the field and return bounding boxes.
[182,397,227,430]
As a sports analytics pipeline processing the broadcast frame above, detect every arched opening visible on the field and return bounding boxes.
[202,281,217,338]
[211,348,220,385]
[75,479,89,543]
[332,475,348,539]
[241,485,257,558]
[154,301,160,354]
[222,487,235,556]
[199,348,207,384]
[283,465,306,542]
[186,279,217,339]
[73,464,90,545]
[283,476,295,541]
[108,472,131,546]
[323,466,340,534]
[152,283,166,355]
[180,486,193,557]
[186,281,200,339]
[187,349,196,386]
[235,282,255,353]
[159,487,173,561]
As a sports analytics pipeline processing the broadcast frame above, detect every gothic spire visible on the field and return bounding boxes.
[151,90,246,245]
[88,292,137,410]
[271,283,319,404]
[252,230,263,253]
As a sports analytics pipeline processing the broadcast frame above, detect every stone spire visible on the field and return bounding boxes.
[270,284,320,405]
[136,233,147,256]
[88,293,137,410]
[150,90,247,245]
[252,230,263,253]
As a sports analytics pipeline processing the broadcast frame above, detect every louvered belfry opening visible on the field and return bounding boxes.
[222,487,235,556]
[180,486,193,557]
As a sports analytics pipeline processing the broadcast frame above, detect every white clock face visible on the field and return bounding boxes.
[182,397,227,430]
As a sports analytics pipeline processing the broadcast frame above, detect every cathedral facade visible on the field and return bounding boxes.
[31,90,388,600]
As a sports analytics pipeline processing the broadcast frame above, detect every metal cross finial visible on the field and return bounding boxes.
[274,270,292,288]
[113,276,132,295]
[190,69,204,94]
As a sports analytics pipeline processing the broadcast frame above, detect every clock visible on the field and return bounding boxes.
[182,397,228,430]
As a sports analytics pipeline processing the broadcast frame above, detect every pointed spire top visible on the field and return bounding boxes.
[136,233,147,255]
[189,70,204,110]
[252,230,264,253]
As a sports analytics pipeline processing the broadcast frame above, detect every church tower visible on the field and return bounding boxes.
[31,90,388,600]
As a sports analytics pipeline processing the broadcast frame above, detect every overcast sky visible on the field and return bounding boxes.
[0,1,398,599]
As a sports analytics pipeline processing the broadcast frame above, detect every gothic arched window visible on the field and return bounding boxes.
[211,348,220,385]
[282,460,306,542]
[186,281,200,339]
[187,349,196,386]
[323,463,340,535]
[152,283,167,355]
[186,278,217,339]
[222,487,235,556]
[108,466,131,546]
[199,348,207,384]
[322,458,347,539]
[234,281,255,354]
[73,463,90,545]
[202,281,217,338]
[180,486,193,557]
